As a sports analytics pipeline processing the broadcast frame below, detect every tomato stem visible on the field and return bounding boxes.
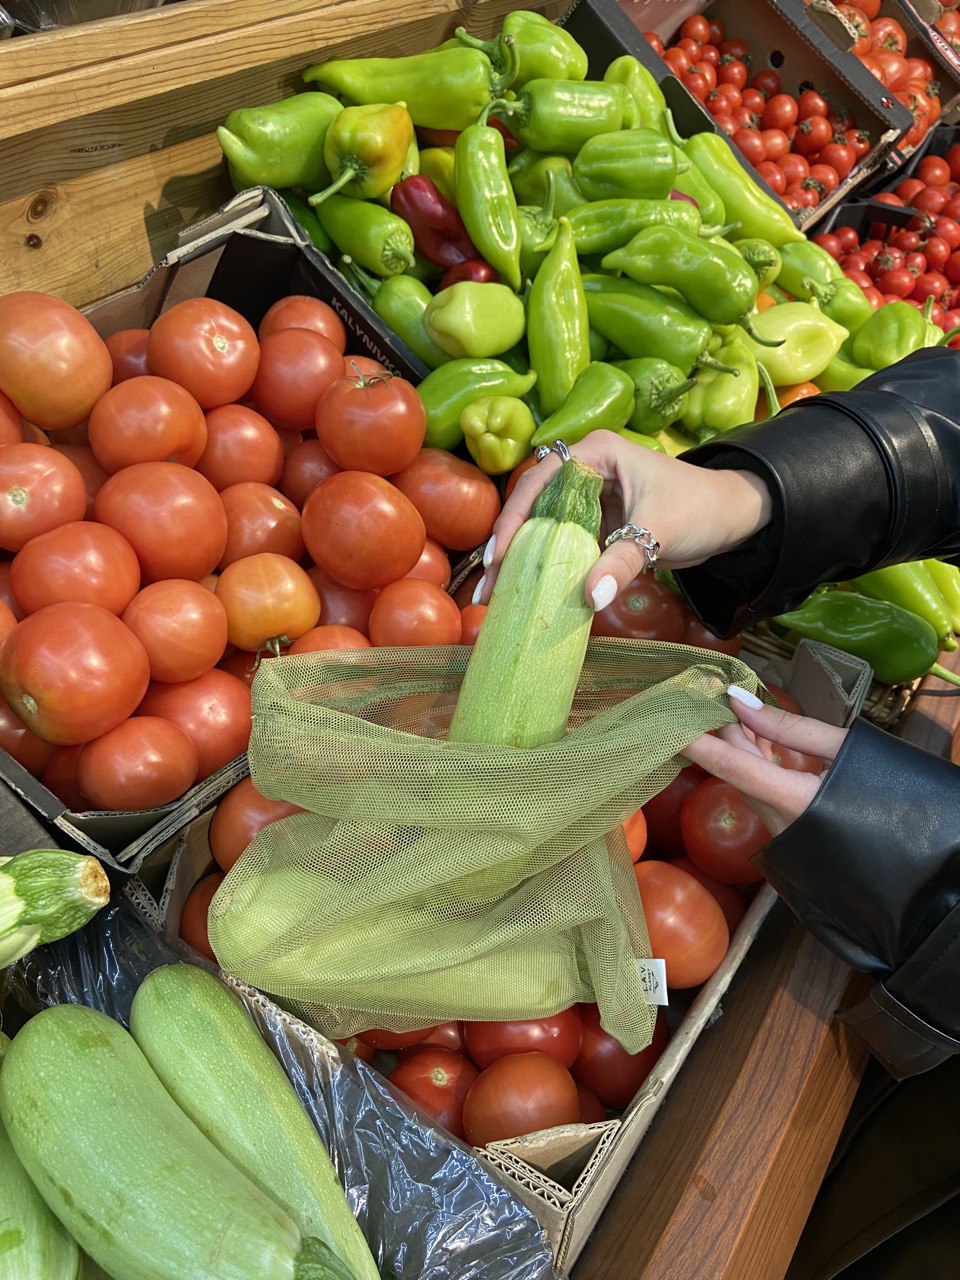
[348,358,393,389]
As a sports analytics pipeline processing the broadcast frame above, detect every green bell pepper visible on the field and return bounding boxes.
[582,273,730,375]
[530,361,635,447]
[684,132,804,247]
[527,217,591,415]
[339,256,449,369]
[614,358,696,433]
[277,190,333,253]
[508,149,585,216]
[455,115,523,292]
[604,56,670,135]
[313,195,414,275]
[775,240,843,299]
[518,170,558,283]
[423,282,526,358]
[926,560,960,634]
[681,333,758,436]
[568,197,713,256]
[303,42,519,132]
[217,93,342,192]
[573,129,689,202]
[419,147,456,202]
[804,277,873,335]
[418,359,538,450]
[309,102,414,205]
[455,12,588,87]
[461,395,537,473]
[815,351,873,391]
[776,589,960,687]
[851,300,927,370]
[489,80,626,155]
[742,302,848,384]
[733,238,781,291]
[852,562,956,651]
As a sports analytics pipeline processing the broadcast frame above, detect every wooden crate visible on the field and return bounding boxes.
[0,0,568,307]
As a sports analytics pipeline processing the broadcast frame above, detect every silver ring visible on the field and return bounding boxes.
[535,440,571,463]
[605,523,661,571]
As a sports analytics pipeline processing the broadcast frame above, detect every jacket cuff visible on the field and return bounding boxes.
[839,981,960,1080]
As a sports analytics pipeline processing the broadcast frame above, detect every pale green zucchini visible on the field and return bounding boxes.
[130,965,380,1280]
[0,850,110,969]
[0,1030,82,1280]
[449,457,603,748]
[0,1005,349,1280]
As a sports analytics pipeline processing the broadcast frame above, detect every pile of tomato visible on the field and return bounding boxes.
[0,288,500,814]
[934,4,960,56]
[814,143,960,335]
[643,13,871,210]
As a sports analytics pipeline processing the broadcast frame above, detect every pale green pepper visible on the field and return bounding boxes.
[424,282,526,358]
[681,334,759,437]
[742,303,848,385]
[419,147,456,202]
[461,395,536,473]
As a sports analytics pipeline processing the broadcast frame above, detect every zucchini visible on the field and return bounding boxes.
[0,1030,82,1280]
[0,850,110,969]
[130,965,379,1280]
[449,457,603,747]
[0,1005,351,1280]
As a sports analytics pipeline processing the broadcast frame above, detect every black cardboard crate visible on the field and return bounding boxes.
[604,0,911,227]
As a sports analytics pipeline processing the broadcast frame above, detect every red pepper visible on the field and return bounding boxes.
[439,260,500,290]
[390,175,478,269]
[416,119,518,150]
[488,116,520,150]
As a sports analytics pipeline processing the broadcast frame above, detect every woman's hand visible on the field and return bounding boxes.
[475,432,773,610]
[684,687,848,836]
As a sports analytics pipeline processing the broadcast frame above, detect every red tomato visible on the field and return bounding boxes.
[577,1083,607,1123]
[0,292,112,431]
[388,1048,480,1139]
[834,225,860,253]
[0,599,16,645]
[914,271,952,304]
[249,329,344,432]
[41,744,86,810]
[818,142,855,181]
[0,563,23,620]
[874,48,908,89]
[715,82,742,107]
[692,61,718,93]
[699,44,720,67]
[87,376,207,473]
[934,217,960,251]
[923,237,952,271]
[459,604,486,644]
[316,371,425,476]
[0,691,57,775]
[633,859,729,988]
[0,445,87,553]
[275,441,338,513]
[752,69,781,98]
[137,668,252,779]
[786,182,821,210]
[797,89,830,119]
[740,88,766,116]
[0,389,22,447]
[947,252,960,286]
[76,716,199,811]
[760,128,790,161]
[179,872,224,962]
[620,806,647,862]
[195,405,284,492]
[680,778,770,884]
[844,268,873,289]
[336,1036,375,1064]
[258,295,346,352]
[404,537,451,589]
[452,567,482,609]
[794,114,833,155]
[760,93,798,130]
[713,112,739,138]
[756,160,786,194]
[918,155,952,187]
[122,579,228,683]
[571,1004,670,1110]
[877,267,918,298]
[837,3,872,54]
[902,107,930,152]
[813,232,843,260]
[505,454,537,498]
[845,128,871,160]
[209,775,305,872]
[680,14,711,42]
[105,328,151,385]
[357,1027,437,1051]
[286,624,370,654]
[682,70,710,101]
[48,444,106,520]
[0,602,150,745]
[672,856,747,933]
[462,1052,580,1147]
[147,298,259,410]
[218,482,304,568]
[392,450,500,552]
[216,552,321,652]
[303,472,425,589]
[663,47,691,75]
[778,153,810,185]
[912,187,949,216]
[677,37,701,60]
[368,579,462,646]
[400,1023,467,1056]
[948,143,960,183]
[592,575,686,641]
[95,462,228,584]
[11,521,140,617]
[681,614,743,655]
[718,56,747,90]
[463,1009,583,1071]
[640,764,708,856]
[889,228,921,252]
[644,31,665,56]
[305,564,377,632]
[719,36,750,60]
[870,15,907,53]
[734,128,766,165]
[859,0,880,16]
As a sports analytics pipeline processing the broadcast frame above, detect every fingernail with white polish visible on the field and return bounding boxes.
[727,684,764,710]
[591,574,618,612]
[472,575,486,606]
[483,536,496,567]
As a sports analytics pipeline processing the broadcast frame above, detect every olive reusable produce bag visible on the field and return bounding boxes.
[207,641,759,1051]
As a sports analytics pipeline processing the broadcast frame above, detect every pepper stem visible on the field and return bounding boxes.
[939,326,960,345]
[663,109,685,148]
[802,277,836,305]
[698,353,739,375]
[929,662,960,688]
[308,165,359,207]
[541,168,557,221]
[454,25,499,63]
[703,221,741,239]
[651,377,696,411]
[756,361,780,420]
[491,33,520,93]
[740,316,785,348]
[339,255,381,301]
[482,96,524,128]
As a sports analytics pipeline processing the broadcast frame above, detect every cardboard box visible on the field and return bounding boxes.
[591,0,911,227]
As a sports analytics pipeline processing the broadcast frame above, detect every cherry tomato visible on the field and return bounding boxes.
[778,153,810,185]
[923,236,952,271]
[734,128,767,165]
[914,271,952,305]
[462,1052,580,1147]
[623,807,647,862]
[357,1027,437,1051]
[813,232,843,260]
[845,128,871,160]
[741,87,766,116]
[818,142,855,181]
[388,1048,480,1140]
[591,574,686,641]
[692,60,717,91]
[946,251,960,285]
[640,764,708,856]
[463,1009,583,1071]
[179,872,224,962]
[664,47,691,76]
[76,716,199,811]
[715,82,743,107]
[918,155,952,188]
[888,228,921,253]
[138,668,252,779]
[797,89,830,119]
[680,778,770,884]
[392,449,500,552]
[786,183,820,209]
[699,44,721,67]
[303,472,425,589]
[682,70,710,101]
[834,225,860,253]
[305,563,377,632]
[756,160,786,194]
[933,217,960,253]
[794,114,833,155]
[751,69,781,98]
[680,14,711,43]
[368,579,462,646]
[258,295,346,352]
[316,370,425,475]
[863,286,885,309]
[719,36,750,60]
[105,328,151,385]
[644,31,665,57]
[713,112,739,138]
[0,292,112,431]
[877,267,918,298]
[843,268,873,290]
[947,143,960,183]
[122,579,228,683]
[760,127,790,161]
[0,602,150,745]
[209,774,304,872]
[870,16,907,53]
[571,1004,670,1110]
[671,856,747,933]
[913,187,950,217]
[95,462,228,584]
[837,2,872,54]
[404,537,451,589]
[809,163,840,193]
[0,690,57,775]
[0,445,87,553]
[286,625,371,655]
[633,859,729,987]
[216,552,320,651]
[195,405,284,491]
[678,36,702,61]
[718,57,747,89]
[760,92,798,130]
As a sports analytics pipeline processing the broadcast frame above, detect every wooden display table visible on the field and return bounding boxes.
[573,664,959,1280]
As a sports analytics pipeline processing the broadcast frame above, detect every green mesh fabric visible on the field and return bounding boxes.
[207,639,759,1053]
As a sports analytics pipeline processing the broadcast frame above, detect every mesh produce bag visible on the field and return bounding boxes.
[208,640,759,1052]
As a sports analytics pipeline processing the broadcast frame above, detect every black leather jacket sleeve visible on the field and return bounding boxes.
[672,347,960,1078]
